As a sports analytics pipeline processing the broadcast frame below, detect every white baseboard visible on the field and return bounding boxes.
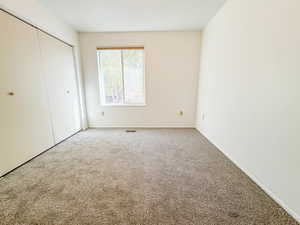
[195,127,300,223]
[88,123,196,128]
[89,126,196,128]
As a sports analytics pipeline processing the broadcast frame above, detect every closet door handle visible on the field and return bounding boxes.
[8,92,15,96]
[66,90,70,94]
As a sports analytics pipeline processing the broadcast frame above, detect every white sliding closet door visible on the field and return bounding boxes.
[38,31,81,144]
[0,11,54,176]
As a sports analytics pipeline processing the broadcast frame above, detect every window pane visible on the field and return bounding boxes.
[99,50,123,104]
[123,50,145,104]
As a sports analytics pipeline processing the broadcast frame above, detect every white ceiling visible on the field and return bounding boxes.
[40,0,226,32]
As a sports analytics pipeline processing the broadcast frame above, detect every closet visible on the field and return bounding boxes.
[0,10,81,176]
[39,31,81,144]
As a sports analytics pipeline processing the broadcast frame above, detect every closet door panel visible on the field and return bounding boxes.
[39,32,80,144]
[0,11,54,176]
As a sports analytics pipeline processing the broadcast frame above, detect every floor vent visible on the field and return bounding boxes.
[228,212,239,218]
[126,130,137,133]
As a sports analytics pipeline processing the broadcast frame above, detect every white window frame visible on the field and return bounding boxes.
[97,47,146,107]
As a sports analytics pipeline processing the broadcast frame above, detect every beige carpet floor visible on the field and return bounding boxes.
[0,128,298,225]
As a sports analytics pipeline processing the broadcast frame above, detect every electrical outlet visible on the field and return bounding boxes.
[177,110,184,116]
[202,113,205,120]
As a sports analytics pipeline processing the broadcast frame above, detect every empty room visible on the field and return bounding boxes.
[0,0,299,224]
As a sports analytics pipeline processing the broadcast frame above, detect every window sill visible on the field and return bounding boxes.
[101,104,147,107]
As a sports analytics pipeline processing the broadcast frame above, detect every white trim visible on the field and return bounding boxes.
[89,126,196,128]
[195,127,300,223]
[0,6,73,46]
[89,123,196,128]
[100,104,147,107]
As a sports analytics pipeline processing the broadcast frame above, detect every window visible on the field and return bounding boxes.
[97,47,145,106]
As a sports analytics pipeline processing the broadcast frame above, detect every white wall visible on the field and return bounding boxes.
[197,0,300,221]
[0,0,76,44]
[0,0,88,129]
[80,32,201,127]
